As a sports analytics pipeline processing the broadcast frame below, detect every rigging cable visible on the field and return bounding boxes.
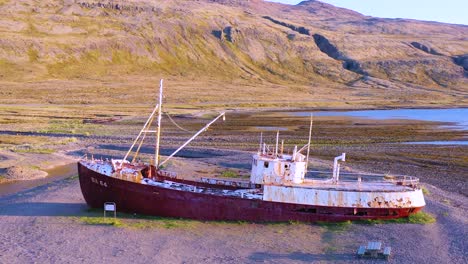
[164,112,193,133]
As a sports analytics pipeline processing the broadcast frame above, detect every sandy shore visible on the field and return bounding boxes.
[0,152,466,264]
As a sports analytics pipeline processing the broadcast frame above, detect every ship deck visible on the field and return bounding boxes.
[80,160,419,195]
[143,178,264,199]
[299,171,419,192]
[289,180,416,192]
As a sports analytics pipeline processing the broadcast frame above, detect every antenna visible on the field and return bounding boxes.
[275,130,279,157]
[259,132,263,153]
[155,79,163,169]
[305,114,313,171]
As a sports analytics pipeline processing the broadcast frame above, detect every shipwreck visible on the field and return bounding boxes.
[78,80,425,222]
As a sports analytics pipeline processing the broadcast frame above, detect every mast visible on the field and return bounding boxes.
[258,132,263,153]
[155,79,163,168]
[281,140,284,155]
[275,130,279,157]
[305,114,313,171]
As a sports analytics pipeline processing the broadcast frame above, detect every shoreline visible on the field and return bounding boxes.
[165,105,468,117]
[0,162,77,198]
[0,102,467,115]
[0,149,79,197]
[224,105,468,113]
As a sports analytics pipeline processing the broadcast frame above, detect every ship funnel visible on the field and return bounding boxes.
[332,153,346,183]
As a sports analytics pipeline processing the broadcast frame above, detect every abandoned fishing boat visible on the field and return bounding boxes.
[78,80,425,222]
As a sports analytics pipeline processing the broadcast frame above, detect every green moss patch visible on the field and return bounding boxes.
[355,211,436,225]
[220,170,238,178]
[77,210,200,230]
[13,148,55,154]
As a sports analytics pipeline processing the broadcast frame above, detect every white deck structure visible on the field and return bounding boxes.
[250,136,425,209]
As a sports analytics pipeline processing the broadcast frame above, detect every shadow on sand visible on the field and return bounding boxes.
[249,251,356,262]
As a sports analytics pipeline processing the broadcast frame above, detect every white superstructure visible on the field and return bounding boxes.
[249,131,425,209]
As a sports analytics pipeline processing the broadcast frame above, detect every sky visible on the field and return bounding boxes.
[267,0,467,25]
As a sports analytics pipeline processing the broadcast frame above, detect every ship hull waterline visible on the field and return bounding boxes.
[78,163,423,222]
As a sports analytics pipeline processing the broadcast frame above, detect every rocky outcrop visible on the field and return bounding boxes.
[212,30,222,40]
[223,27,234,42]
[313,34,366,75]
[453,55,468,72]
[312,34,342,59]
[262,16,310,36]
[262,16,367,76]
[410,42,442,56]
[212,27,239,42]
[77,1,161,13]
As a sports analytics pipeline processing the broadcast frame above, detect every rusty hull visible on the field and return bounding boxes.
[78,162,423,222]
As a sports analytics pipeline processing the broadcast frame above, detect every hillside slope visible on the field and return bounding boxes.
[0,0,466,108]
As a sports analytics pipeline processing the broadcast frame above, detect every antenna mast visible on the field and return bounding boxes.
[259,132,263,153]
[305,114,313,171]
[155,79,163,169]
[275,130,279,157]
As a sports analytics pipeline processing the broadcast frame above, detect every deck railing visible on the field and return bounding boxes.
[307,171,420,187]
[159,170,177,179]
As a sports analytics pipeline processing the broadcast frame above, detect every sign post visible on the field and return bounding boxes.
[104,202,117,218]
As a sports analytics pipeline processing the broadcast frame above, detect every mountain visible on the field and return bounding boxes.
[0,0,466,107]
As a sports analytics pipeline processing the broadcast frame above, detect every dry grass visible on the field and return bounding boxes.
[13,148,55,154]
[0,135,50,146]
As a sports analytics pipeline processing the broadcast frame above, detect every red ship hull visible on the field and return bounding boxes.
[78,163,422,222]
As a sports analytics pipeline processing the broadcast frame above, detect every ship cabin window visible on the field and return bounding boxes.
[284,164,289,169]
[264,161,269,168]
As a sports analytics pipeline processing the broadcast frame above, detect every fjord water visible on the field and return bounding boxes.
[0,163,77,197]
[294,108,468,145]
[295,108,468,130]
